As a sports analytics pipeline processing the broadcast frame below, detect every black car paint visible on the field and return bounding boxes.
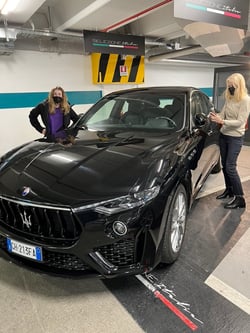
[0,87,220,278]
[1,131,177,204]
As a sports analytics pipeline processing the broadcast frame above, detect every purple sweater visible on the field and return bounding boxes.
[49,108,65,138]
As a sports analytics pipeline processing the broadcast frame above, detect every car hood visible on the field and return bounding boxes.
[0,130,178,207]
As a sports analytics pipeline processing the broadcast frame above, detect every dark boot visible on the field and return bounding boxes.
[216,188,233,199]
[224,196,246,209]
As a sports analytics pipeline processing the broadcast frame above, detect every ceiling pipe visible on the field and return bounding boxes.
[147,45,205,62]
[5,25,166,48]
[145,37,166,47]
[102,0,173,32]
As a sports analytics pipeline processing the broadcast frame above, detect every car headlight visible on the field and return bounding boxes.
[73,185,160,216]
[95,185,160,215]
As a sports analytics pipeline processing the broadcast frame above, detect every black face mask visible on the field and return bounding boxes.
[53,96,62,104]
[228,86,235,96]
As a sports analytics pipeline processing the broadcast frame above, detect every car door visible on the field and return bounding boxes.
[189,91,220,196]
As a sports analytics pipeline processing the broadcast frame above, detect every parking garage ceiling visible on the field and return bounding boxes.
[1,0,250,66]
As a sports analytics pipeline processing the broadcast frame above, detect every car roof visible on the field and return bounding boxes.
[105,86,199,97]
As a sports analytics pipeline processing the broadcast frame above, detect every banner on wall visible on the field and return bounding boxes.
[91,53,144,84]
[83,30,145,56]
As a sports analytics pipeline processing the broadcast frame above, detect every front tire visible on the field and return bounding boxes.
[161,184,188,264]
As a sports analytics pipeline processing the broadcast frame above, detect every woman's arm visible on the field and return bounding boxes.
[69,107,80,123]
[29,103,46,133]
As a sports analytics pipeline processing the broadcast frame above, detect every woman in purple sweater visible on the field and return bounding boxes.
[29,86,79,142]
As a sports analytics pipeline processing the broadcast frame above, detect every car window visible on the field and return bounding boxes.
[200,94,212,117]
[191,92,211,118]
[86,99,116,125]
[84,93,185,131]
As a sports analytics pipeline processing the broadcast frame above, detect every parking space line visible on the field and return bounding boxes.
[136,274,202,331]
[205,275,250,315]
[205,227,250,315]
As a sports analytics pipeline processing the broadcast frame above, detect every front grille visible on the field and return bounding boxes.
[96,238,136,267]
[0,197,81,245]
[0,235,89,271]
[42,250,89,271]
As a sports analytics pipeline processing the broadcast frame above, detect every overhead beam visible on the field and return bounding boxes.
[56,0,112,32]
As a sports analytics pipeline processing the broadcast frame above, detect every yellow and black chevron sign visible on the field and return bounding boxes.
[91,53,144,84]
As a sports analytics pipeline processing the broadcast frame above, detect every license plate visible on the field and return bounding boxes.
[6,238,43,261]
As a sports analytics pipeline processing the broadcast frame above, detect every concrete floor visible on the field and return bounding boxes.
[0,146,249,333]
[200,146,250,316]
[0,265,144,333]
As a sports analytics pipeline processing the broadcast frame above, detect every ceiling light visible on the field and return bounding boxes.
[1,0,20,15]
[0,0,5,10]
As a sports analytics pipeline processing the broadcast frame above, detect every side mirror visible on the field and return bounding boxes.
[194,113,207,127]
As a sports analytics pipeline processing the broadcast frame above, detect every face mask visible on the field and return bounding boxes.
[228,86,235,96]
[53,96,62,104]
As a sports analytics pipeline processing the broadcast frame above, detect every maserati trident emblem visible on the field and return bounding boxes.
[21,186,30,197]
[20,210,32,229]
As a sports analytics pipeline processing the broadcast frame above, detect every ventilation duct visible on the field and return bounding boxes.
[0,40,14,54]
[0,27,17,55]
[0,27,17,40]
[176,18,245,57]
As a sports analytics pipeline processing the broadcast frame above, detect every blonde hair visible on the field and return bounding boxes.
[225,73,248,102]
[48,86,70,114]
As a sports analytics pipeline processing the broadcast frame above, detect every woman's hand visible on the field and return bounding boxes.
[42,129,46,136]
[209,112,224,126]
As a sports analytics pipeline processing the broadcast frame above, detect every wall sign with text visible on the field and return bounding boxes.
[83,30,145,56]
[174,0,249,30]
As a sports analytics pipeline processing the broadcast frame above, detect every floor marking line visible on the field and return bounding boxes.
[206,273,250,314]
[136,274,198,331]
[154,290,198,331]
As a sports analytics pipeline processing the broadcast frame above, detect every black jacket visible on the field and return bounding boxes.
[29,100,79,137]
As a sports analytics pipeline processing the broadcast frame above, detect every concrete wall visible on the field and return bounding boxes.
[0,50,215,156]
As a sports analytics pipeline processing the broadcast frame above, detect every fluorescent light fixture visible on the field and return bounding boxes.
[1,0,20,15]
[0,0,6,10]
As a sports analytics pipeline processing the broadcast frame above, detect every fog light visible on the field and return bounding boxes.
[112,221,127,236]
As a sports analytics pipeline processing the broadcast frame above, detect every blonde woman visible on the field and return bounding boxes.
[210,73,250,209]
[29,86,79,141]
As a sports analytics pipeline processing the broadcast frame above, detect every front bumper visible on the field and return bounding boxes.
[0,195,157,278]
[0,228,150,278]
[0,207,154,276]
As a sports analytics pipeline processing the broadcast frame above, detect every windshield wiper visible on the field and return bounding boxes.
[96,136,144,148]
[117,137,144,145]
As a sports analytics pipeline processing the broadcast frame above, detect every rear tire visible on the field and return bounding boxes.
[161,184,188,264]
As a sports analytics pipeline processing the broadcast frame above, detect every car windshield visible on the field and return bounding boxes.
[77,92,186,132]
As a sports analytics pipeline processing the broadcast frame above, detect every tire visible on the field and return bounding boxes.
[161,184,188,264]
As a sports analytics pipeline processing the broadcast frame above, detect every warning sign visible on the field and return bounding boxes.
[120,65,128,76]
[91,53,144,84]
